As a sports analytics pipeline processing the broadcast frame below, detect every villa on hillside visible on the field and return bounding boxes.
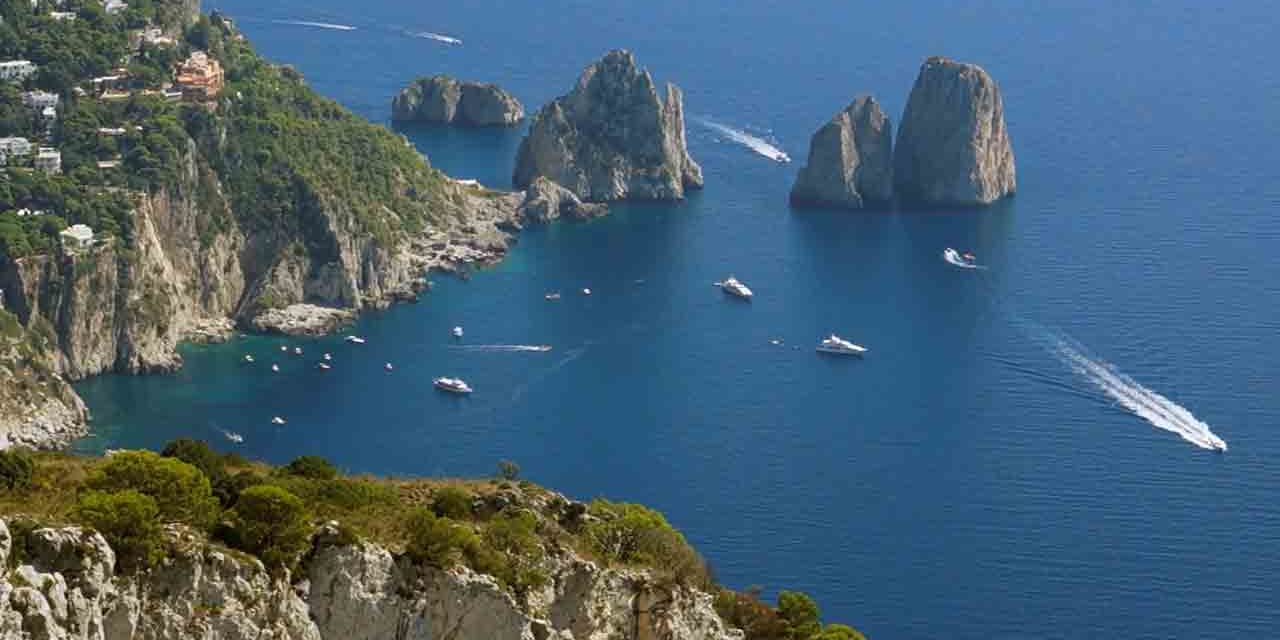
[59,224,94,251]
[34,147,61,174]
[0,137,32,165]
[0,61,37,83]
[175,51,224,102]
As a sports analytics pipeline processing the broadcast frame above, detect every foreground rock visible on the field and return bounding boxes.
[0,518,743,640]
[518,177,609,222]
[893,56,1016,205]
[392,76,525,126]
[249,304,357,336]
[513,49,703,202]
[790,96,894,208]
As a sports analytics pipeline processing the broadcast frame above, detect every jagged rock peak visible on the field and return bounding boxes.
[391,75,525,126]
[790,95,894,209]
[513,49,703,202]
[893,56,1016,206]
[518,176,609,223]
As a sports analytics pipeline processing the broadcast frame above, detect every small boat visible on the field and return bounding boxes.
[720,276,753,300]
[317,362,331,371]
[384,362,394,371]
[582,288,592,296]
[816,334,867,356]
[323,352,332,361]
[280,345,288,352]
[344,336,366,344]
[533,344,553,352]
[545,292,562,301]
[433,376,473,394]
[769,338,783,346]
[293,347,303,355]
[452,326,464,338]
[271,364,280,372]
[271,416,286,425]
[223,430,244,443]
[243,354,255,363]
[943,248,981,270]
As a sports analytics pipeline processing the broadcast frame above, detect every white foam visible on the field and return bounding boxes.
[1052,335,1226,451]
[694,117,790,163]
[412,31,462,45]
[452,344,552,353]
[273,20,357,31]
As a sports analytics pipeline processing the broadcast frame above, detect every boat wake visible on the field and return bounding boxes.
[411,31,462,45]
[1050,334,1226,451]
[451,344,552,353]
[694,118,790,163]
[943,248,986,270]
[272,19,357,31]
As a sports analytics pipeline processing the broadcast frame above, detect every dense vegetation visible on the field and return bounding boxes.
[0,445,865,638]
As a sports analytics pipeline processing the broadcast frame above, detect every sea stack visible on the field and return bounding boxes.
[790,96,894,209]
[513,49,703,201]
[391,76,524,126]
[893,57,1015,206]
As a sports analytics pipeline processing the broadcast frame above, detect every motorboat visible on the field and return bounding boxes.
[344,336,366,344]
[943,248,980,269]
[223,430,244,443]
[433,377,473,394]
[582,288,592,296]
[243,354,255,363]
[323,352,332,361]
[271,364,280,373]
[534,344,553,352]
[271,416,286,425]
[452,326,464,338]
[769,338,784,346]
[719,276,753,300]
[384,362,394,371]
[816,334,867,356]
[545,292,562,301]
[293,347,303,355]
[317,362,331,371]
[771,150,791,163]
[280,345,288,352]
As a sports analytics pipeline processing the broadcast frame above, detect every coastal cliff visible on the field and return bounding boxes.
[392,76,525,126]
[513,50,703,202]
[790,96,893,209]
[893,56,1016,206]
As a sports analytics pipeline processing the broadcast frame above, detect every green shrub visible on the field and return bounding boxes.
[0,449,35,491]
[431,487,473,520]
[472,509,547,594]
[161,438,236,506]
[228,485,311,571]
[813,624,866,640]
[282,455,337,480]
[777,591,821,640]
[84,450,218,528]
[582,499,709,586]
[403,508,475,568]
[496,460,520,481]
[74,490,163,571]
[713,588,789,640]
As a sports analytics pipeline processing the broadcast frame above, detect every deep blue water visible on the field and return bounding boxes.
[73,2,1280,638]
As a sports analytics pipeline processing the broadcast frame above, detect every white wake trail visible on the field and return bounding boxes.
[694,118,790,163]
[451,344,552,353]
[273,19,357,31]
[1052,336,1226,451]
[412,31,463,45]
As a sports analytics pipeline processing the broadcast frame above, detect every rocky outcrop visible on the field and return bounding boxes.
[0,313,89,450]
[790,96,893,209]
[893,56,1016,206]
[392,76,525,126]
[513,50,703,202]
[250,304,356,337]
[518,177,609,223]
[0,518,744,640]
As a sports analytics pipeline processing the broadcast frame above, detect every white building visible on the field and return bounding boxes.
[104,0,128,14]
[50,11,77,21]
[0,137,32,165]
[0,61,37,83]
[60,224,94,250]
[22,91,59,110]
[34,147,61,174]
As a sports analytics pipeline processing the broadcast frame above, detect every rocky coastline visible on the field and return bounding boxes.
[392,76,525,127]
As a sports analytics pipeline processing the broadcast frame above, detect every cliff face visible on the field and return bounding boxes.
[0,518,742,640]
[391,76,525,126]
[790,96,893,209]
[0,313,88,450]
[893,56,1016,206]
[512,50,703,202]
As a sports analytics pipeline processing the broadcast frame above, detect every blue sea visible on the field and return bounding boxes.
[74,2,1280,638]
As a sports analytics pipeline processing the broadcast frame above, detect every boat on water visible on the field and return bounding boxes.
[271,364,280,372]
[719,276,753,300]
[243,354,255,363]
[271,416,286,425]
[452,326,464,338]
[344,336,366,344]
[223,431,244,443]
[323,352,332,361]
[317,362,331,371]
[293,347,303,355]
[433,376,473,394]
[816,334,867,356]
[943,248,981,269]
[545,292,562,301]
[384,362,394,371]
[582,288,592,296]
[280,345,288,352]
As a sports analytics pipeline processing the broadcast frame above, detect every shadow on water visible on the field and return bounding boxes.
[392,120,527,188]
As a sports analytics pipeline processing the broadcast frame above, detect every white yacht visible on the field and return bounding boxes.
[243,354,255,363]
[280,345,288,352]
[720,276,753,300]
[384,362,394,371]
[943,248,980,269]
[271,416,286,425]
[271,364,280,373]
[317,362,331,371]
[582,288,592,296]
[545,292,562,301]
[344,336,366,344]
[223,430,244,443]
[816,334,867,356]
[433,377,473,394]
[293,347,303,355]
[323,352,332,361]
[452,326,464,338]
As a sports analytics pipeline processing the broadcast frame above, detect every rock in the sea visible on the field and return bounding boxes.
[250,304,356,337]
[518,177,609,223]
[513,49,703,202]
[790,96,894,208]
[391,76,524,126]
[893,56,1016,206]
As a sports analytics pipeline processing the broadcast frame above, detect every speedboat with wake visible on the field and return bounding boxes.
[943,248,981,269]
[718,276,753,300]
[271,416,286,425]
[344,335,366,344]
[452,326,464,338]
[816,334,867,356]
[223,430,244,443]
[434,377,473,394]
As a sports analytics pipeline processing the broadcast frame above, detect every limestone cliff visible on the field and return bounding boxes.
[517,177,608,223]
[513,50,703,202]
[893,56,1016,206]
[0,518,742,640]
[392,76,525,126]
[0,313,87,450]
[790,96,894,209]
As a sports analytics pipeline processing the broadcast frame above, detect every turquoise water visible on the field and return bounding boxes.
[76,1,1280,638]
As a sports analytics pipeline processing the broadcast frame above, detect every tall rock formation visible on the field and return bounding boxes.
[790,96,893,208]
[391,76,525,126]
[893,56,1016,206]
[513,50,703,202]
